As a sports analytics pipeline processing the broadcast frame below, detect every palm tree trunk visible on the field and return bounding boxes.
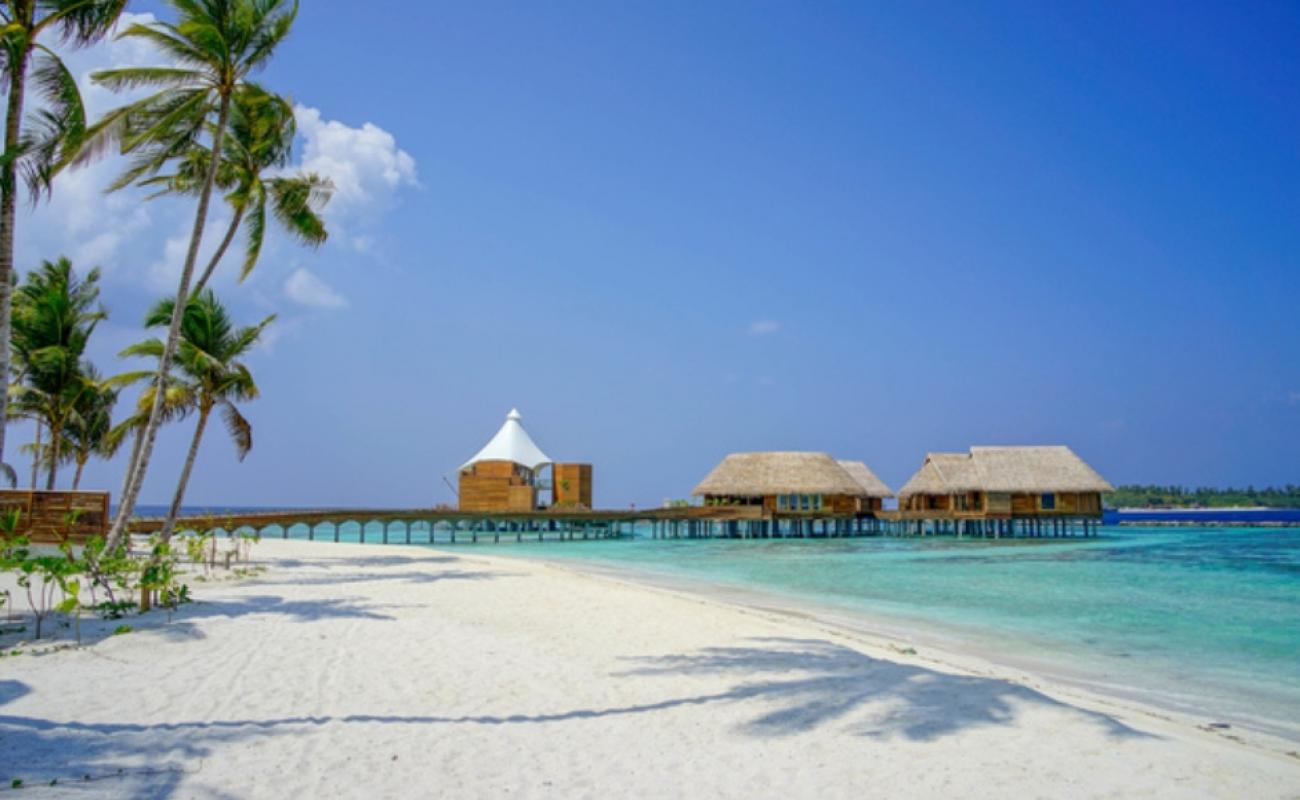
[45,415,62,491]
[106,92,235,552]
[160,405,210,542]
[73,455,87,491]
[0,45,31,477]
[190,206,244,296]
[30,420,42,489]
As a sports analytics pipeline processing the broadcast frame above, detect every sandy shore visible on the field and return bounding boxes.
[2,539,1298,799]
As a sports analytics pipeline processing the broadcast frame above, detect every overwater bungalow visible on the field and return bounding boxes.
[692,452,893,516]
[457,409,592,512]
[896,446,1111,519]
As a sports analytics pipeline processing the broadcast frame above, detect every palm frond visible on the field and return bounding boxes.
[241,187,266,280]
[18,47,86,200]
[219,401,253,460]
[35,0,129,47]
[267,173,330,246]
[91,65,207,92]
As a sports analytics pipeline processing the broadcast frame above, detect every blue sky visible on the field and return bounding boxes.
[15,1,1300,507]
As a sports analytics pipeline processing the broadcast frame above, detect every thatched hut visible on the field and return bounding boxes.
[897,446,1111,518]
[693,452,893,516]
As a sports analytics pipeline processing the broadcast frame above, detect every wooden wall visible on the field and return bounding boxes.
[459,461,536,512]
[902,491,1103,519]
[553,463,593,509]
[749,494,883,516]
[824,494,857,514]
[0,490,109,544]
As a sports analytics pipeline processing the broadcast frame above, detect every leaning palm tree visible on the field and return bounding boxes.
[60,365,121,490]
[83,0,298,550]
[10,256,105,488]
[120,291,272,541]
[0,0,128,480]
[133,85,330,295]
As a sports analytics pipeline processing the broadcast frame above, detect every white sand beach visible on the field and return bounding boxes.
[2,539,1298,799]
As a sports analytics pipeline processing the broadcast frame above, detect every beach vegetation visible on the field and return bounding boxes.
[138,537,188,617]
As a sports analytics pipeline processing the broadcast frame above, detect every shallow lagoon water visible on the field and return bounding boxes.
[485,526,1300,739]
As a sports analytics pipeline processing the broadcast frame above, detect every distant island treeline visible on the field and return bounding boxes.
[1106,485,1300,509]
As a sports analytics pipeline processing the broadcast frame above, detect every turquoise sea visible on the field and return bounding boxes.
[483,526,1300,740]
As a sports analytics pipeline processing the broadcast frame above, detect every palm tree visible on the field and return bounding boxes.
[60,364,120,490]
[6,398,45,487]
[121,290,272,541]
[10,256,105,488]
[0,0,128,479]
[83,0,298,550]
[133,85,330,295]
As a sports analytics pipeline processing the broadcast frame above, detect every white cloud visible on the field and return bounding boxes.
[284,268,347,309]
[293,105,418,219]
[748,320,781,336]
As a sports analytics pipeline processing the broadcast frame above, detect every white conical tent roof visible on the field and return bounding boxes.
[461,409,553,471]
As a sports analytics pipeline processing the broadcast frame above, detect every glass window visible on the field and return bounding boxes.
[1041,493,1056,510]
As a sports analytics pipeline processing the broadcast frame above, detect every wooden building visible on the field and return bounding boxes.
[692,452,893,517]
[897,446,1111,519]
[457,409,593,512]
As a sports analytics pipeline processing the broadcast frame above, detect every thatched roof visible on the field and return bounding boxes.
[969,446,1113,492]
[693,452,864,496]
[928,452,983,492]
[836,460,895,498]
[897,446,1112,497]
[897,459,947,496]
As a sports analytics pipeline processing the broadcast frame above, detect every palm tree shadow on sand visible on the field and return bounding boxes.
[613,636,1153,742]
[0,636,1155,794]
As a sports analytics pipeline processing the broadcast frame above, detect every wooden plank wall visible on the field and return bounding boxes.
[458,461,536,512]
[553,463,593,509]
[0,490,109,544]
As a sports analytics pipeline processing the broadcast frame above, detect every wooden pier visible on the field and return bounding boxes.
[132,506,1103,544]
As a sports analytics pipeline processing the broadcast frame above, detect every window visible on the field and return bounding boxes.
[1041,493,1056,510]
